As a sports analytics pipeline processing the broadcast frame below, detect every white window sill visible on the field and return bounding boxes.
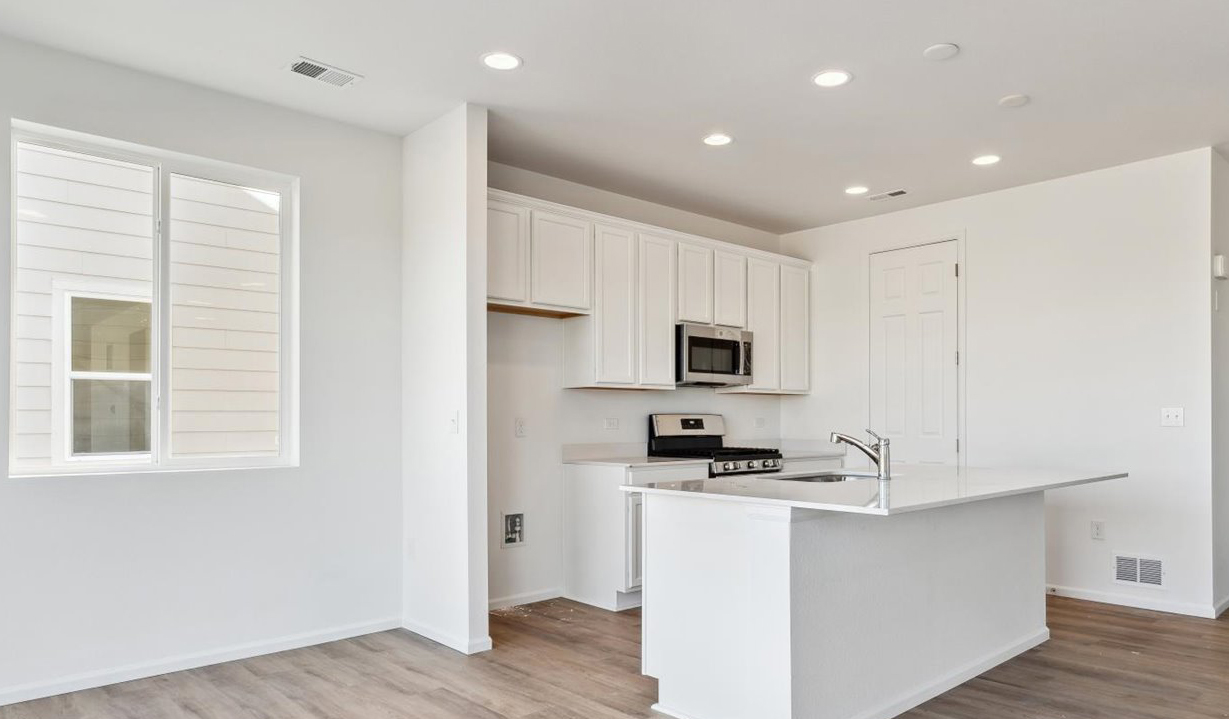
[8,460,300,480]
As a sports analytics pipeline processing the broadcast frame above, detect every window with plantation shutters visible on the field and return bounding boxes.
[9,132,297,476]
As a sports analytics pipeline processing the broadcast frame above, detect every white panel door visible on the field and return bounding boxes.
[869,241,959,464]
[531,210,592,310]
[713,250,747,328]
[639,233,677,388]
[677,242,714,324]
[779,264,810,393]
[745,257,780,391]
[594,224,637,384]
[487,200,529,302]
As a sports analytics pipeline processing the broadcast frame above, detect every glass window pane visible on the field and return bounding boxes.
[72,298,151,373]
[72,379,150,455]
[10,142,154,470]
[169,174,280,458]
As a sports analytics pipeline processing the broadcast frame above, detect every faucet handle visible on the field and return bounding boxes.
[865,428,885,445]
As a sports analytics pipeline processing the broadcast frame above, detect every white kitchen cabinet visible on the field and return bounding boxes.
[744,257,781,391]
[487,200,530,303]
[713,250,747,328]
[530,210,592,311]
[676,242,713,324]
[625,492,644,591]
[779,264,811,393]
[638,233,677,388]
[564,229,677,389]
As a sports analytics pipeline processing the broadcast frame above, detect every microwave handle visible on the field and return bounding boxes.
[741,340,752,376]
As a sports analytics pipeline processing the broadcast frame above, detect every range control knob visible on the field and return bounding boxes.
[746,461,758,470]
[731,461,741,470]
[722,462,732,471]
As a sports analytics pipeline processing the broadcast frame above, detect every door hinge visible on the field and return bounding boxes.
[956,438,960,453]
[955,350,960,365]
[954,262,959,278]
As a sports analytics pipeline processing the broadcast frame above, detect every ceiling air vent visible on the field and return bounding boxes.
[868,189,908,202]
[288,57,363,88]
[1115,554,1164,587]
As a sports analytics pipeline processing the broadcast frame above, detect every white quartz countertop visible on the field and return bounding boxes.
[564,448,846,468]
[621,464,1127,515]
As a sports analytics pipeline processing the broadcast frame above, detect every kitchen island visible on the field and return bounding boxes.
[623,464,1126,719]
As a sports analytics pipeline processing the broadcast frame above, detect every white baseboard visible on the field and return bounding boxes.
[1047,584,1219,619]
[0,616,400,709]
[489,587,563,610]
[1214,594,1229,618]
[400,618,492,655]
[850,627,1049,719]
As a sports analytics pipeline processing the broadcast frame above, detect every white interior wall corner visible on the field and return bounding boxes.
[400,103,491,652]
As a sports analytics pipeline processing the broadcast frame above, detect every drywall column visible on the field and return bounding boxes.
[1212,149,1229,617]
[401,104,491,652]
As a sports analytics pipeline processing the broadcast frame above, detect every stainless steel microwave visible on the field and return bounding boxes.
[676,323,753,387]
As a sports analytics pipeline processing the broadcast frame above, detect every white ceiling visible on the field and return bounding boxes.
[3,0,1228,233]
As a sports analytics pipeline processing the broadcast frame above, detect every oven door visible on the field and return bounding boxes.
[676,324,753,386]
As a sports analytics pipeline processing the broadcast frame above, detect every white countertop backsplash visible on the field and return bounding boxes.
[561,441,846,467]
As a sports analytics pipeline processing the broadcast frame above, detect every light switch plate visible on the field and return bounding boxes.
[514,417,527,438]
[604,418,619,430]
[1160,407,1185,427]
[1091,520,1106,541]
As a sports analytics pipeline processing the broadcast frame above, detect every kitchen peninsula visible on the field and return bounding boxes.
[625,464,1127,719]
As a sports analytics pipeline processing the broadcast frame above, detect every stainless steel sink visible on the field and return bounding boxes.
[771,470,878,483]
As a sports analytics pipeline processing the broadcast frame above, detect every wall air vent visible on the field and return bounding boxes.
[868,189,908,202]
[1114,554,1165,587]
[287,57,363,88]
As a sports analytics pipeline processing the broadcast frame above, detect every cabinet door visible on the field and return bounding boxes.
[594,224,637,384]
[676,242,713,324]
[531,210,592,310]
[625,492,644,591]
[745,257,781,391]
[780,264,811,393]
[713,250,747,328]
[639,233,677,388]
[487,200,529,302]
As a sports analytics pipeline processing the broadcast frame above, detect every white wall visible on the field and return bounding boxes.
[485,175,783,607]
[781,149,1219,617]
[401,104,491,652]
[489,162,780,253]
[1212,149,1229,614]
[0,35,403,704]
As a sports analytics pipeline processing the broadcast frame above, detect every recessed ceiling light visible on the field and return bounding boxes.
[922,43,961,61]
[481,52,522,70]
[998,93,1031,108]
[702,133,733,146]
[845,185,869,195]
[812,70,853,88]
[972,154,1001,166]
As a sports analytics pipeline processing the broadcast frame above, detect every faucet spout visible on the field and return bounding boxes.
[829,429,891,481]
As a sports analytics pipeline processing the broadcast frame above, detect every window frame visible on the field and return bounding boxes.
[9,122,300,477]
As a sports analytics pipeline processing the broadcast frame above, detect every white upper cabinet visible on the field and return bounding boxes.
[779,264,811,393]
[487,200,530,303]
[639,233,677,388]
[713,250,747,328]
[744,258,781,392]
[592,224,638,385]
[677,242,714,324]
[531,210,592,311]
[491,190,810,395]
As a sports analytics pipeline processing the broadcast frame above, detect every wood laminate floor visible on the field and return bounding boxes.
[2,596,1226,719]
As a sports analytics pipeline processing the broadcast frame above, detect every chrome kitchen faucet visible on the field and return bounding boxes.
[830,429,891,481]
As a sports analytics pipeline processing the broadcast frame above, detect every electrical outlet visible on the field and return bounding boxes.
[1160,407,1185,427]
[514,417,527,438]
[1091,520,1106,541]
[501,512,525,547]
[754,417,767,429]
[604,417,619,430]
